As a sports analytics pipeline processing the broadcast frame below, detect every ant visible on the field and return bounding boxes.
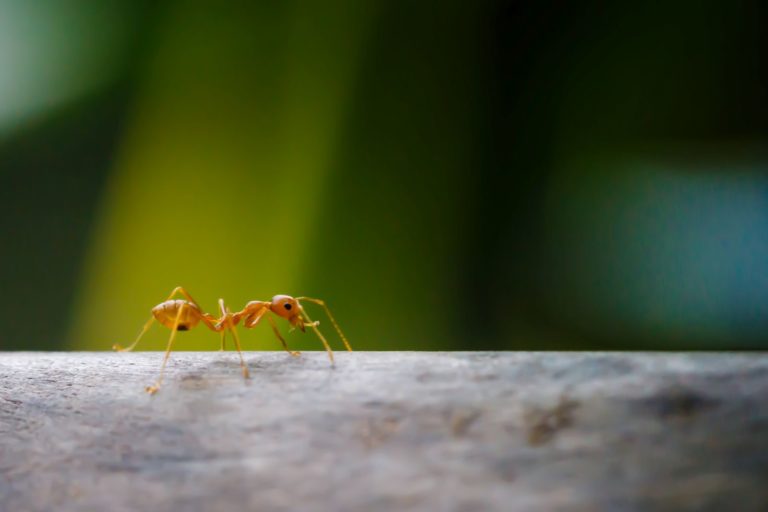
[113,287,352,394]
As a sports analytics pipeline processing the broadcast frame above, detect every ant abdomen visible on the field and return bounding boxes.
[152,299,202,331]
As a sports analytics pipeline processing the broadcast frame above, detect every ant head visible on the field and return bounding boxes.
[270,295,304,330]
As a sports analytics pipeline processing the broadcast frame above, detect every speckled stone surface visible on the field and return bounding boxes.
[1,352,767,512]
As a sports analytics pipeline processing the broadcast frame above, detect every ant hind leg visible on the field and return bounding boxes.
[113,316,155,352]
[145,304,186,395]
[165,286,203,306]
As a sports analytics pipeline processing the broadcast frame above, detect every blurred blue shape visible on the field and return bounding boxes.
[544,152,768,347]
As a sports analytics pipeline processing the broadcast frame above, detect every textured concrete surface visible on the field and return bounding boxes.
[1,351,767,512]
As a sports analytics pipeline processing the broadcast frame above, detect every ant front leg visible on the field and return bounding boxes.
[297,297,353,351]
[293,297,354,365]
[297,310,335,365]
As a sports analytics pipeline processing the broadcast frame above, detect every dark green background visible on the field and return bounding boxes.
[2,1,767,351]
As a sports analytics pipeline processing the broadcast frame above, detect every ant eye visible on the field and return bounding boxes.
[284,303,292,311]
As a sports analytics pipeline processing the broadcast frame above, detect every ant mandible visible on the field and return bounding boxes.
[113,287,353,394]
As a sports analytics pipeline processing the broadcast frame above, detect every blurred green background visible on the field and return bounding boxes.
[2,1,767,351]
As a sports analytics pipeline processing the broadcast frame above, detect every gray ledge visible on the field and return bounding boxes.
[1,351,767,512]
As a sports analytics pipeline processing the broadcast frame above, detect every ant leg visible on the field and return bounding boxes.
[227,324,250,379]
[243,305,300,357]
[167,286,217,325]
[237,301,269,328]
[265,314,301,357]
[215,302,228,351]
[243,307,267,328]
[218,298,250,378]
[145,304,186,395]
[294,310,335,365]
[165,286,203,306]
[113,316,155,352]
[296,297,353,351]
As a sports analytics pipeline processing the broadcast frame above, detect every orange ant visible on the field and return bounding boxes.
[113,287,352,394]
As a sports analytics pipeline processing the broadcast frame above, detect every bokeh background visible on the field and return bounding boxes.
[2,1,767,352]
